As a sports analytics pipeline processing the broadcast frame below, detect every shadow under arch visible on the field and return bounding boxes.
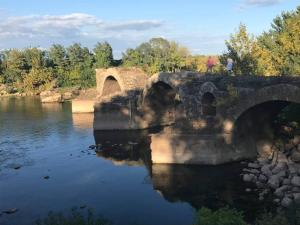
[102,75,122,97]
[232,100,300,158]
[201,92,216,117]
[141,81,182,128]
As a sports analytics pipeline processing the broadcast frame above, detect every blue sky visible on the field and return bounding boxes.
[0,0,299,58]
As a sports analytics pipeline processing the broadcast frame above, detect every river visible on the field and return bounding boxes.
[0,97,274,225]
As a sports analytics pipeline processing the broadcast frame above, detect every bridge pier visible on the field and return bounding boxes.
[150,127,257,165]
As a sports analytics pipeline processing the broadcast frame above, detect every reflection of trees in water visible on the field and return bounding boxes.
[0,97,74,141]
[93,130,152,168]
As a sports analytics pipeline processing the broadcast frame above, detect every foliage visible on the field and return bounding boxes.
[94,42,114,69]
[255,211,289,225]
[220,24,259,76]
[186,55,223,74]
[1,5,300,93]
[257,6,300,76]
[122,37,189,75]
[36,208,111,225]
[194,207,248,225]
[22,67,54,92]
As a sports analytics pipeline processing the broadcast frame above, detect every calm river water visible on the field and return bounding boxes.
[0,97,274,225]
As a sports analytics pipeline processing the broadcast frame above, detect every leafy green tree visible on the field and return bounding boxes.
[23,47,47,69]
[65,43,95,87]
[0,53,4,83]
[2,49,28,83]
[23,67,53,92]
[94,42,113,68]
[122,37,189,75]
[258,6,300,75]
[221,24,259,76]
[49,44,69,68]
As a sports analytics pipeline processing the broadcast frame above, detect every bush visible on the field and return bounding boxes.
[194,207,248,225]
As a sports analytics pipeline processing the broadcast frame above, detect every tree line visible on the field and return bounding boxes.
[0,5,299,93]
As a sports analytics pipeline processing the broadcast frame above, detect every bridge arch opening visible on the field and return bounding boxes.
[233,100,300,158]
[102,76,122,96]
[143,81,179,127]
[201,92,216,116]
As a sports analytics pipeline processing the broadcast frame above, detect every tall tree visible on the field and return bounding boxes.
[93,42,113,68]
[221,24,259,75]
[258,6,300,75]
[122,38,189,75]
[2,49,28,83]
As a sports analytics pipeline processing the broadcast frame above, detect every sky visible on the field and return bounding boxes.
[0,0,299,58]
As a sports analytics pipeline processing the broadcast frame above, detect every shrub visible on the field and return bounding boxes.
[194,207,248,225]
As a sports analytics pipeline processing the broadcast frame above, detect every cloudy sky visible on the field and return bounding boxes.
[0,0,299,58]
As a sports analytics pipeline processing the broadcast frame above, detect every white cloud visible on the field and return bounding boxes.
[0,13,164,39]
[245,0,281,6]
[0,12,227,57]
[238,0,282,10]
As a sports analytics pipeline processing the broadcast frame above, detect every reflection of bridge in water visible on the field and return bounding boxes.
[93,130,274,220]
[93,68,300,165]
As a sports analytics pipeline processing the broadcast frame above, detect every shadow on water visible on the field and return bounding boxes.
[92,129,276,222]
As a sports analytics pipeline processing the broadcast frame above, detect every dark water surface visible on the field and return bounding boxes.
[0,97,273,225]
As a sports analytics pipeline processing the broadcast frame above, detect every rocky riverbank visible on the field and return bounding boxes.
[0,83,98,104]
[40,88,80,103]
[242,123,300,208]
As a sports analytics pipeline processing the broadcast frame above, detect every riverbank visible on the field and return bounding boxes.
[242,119,300,208]
[0,84,97,103]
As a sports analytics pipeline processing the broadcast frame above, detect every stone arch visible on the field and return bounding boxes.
[102,76,122,97]
[232,84,300,121]
[226,84,300,157]
[96,67,148,97]
[97,73,125,97]
[200,81,218,95]
[140,73,184,127]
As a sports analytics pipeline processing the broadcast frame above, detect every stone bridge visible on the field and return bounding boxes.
[94,67,300,165]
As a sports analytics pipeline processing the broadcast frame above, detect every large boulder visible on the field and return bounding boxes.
[291,176,300,187]
[291,136,300,146]
[261,164,273,177]
[268,175,281,189]
[281,197,293,207]
[290,150,300,163]
[294,193,300,204]
[62,92,74,101]
[243,174,256,182]
[40,91,64,103]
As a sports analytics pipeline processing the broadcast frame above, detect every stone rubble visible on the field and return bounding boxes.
[242,133,300,208]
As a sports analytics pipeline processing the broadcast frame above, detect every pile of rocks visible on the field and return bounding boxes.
[40,89,80,103]
[242,135,300,208]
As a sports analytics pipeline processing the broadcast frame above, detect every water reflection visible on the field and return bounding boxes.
[72,113,94,130]
[92,130,274,221]
[0,97,275,225]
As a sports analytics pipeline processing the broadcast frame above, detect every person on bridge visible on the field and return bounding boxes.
[206,56,215,74]
[226,58,234,75]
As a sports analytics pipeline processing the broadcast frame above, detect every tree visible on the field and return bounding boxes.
[49,44,68,68]
[221,24,259,75]
[93,42,113,68]
[122,38,189,75]
[23,47,46,69]
[22,67,53,92]
[2,49,28,83]
[64,43,96,87]
[258,6,300,75]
